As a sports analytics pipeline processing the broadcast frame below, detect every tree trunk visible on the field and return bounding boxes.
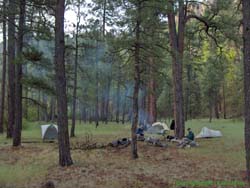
[0,2,7,134]
[223,82,226,119]
[95,45,99,128]
[42,94,48,122]
[13,0,26,147]
[147,57,157,125]
[55,0,73,166]
[214,92,220,119]
[167,0,185,138]
[105,76,111,124]
[71,5,80,137]
[139,85,146,126]
[50,97,55,122]
[7,0,16,138]
[122,86,128,124]
[243,0,250,181]
[131,1,142,159]
[37,91,40,121]
[101,91,105,122]
[209,97,213,123]
[115,68,121,123]
[185,64,191,121]
[24,87,28,119]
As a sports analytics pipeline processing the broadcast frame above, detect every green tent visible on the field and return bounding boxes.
[41,124,58,140]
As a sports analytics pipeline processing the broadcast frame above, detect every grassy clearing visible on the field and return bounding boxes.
[0,119,247,188]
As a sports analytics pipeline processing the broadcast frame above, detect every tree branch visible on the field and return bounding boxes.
[185,14,221,48]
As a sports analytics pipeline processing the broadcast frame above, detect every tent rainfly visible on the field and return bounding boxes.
[195,127,222,138]
[41,124,58,140]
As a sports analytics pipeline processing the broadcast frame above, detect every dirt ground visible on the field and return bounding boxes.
[0,139,246,188]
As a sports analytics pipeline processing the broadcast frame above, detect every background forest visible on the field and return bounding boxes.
[0,0,243,130]
[1,0,250,187]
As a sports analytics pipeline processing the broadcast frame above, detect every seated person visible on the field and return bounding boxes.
[136,126,145,141]
[178,128,195,148]
[136,127,144,136]
[185,128,194,141]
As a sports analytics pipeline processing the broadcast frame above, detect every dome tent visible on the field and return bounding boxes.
[41,124,58,140]
[147,122,170,134]
[195,127,222,138]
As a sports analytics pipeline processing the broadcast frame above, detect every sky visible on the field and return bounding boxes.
[64,0,93,33]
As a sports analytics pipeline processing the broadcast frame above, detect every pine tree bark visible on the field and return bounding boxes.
[243,0,250,181]
[0,1,7,134]
[131,1,142,159]
[7,0,16,138]
[167,0,185,138]
[13,0,26,147]
[55,0,73,166]
[147,57,157,125]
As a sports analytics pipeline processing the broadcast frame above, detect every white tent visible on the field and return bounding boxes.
[152,122,170,131]
[195,127,222,138]
[147,122,170,134]
[41,124,58,140]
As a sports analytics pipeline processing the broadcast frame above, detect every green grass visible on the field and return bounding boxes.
[0,119,247,188]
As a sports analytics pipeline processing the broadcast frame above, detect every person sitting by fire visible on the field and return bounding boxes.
[136,126,145,141]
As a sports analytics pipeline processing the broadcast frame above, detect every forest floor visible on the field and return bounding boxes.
[0,119,247,188]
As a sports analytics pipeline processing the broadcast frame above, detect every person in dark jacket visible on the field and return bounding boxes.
[186,128,194,141]
[170,120,175,130]
[178,128,195,148]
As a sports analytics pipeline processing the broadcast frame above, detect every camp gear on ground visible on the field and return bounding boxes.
[109,138,131,147]
[177,138,197,148]
[166,135,176,141]
[145,137,168,147]
[137,135,145,141]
